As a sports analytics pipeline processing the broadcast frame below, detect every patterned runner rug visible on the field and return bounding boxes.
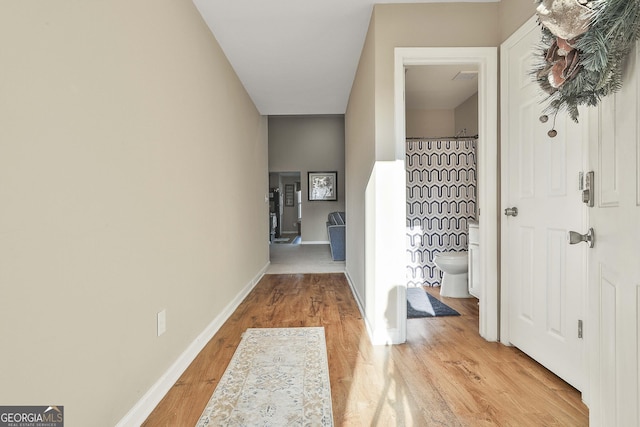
[196,327,333,426]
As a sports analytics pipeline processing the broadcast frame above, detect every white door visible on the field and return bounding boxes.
[501,17,587,391]
[586,44,640,426]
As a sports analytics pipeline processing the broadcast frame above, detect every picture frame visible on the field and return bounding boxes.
[308,171,337,201]
[284,184,295,207]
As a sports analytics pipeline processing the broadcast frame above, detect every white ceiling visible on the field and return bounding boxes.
[405,65,478,110]
[193,0,495,115]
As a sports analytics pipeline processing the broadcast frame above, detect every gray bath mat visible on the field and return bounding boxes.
[407,287,460,318]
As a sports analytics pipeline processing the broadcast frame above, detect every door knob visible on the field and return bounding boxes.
[504,207,518,217]
[568,228,595,248]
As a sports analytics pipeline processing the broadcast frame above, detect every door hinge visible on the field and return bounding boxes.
[578,319,583,339]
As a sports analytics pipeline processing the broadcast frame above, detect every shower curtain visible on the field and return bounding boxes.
[406,138,477,287]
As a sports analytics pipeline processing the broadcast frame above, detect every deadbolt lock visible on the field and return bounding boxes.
[582,171,594,207]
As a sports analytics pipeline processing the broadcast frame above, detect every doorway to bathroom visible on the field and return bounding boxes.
[394,47,499,342]
[404,64,479,289]
[404,65,479,325]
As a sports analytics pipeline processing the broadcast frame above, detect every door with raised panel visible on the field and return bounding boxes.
[501,17,587,391]
[586,44,640,426]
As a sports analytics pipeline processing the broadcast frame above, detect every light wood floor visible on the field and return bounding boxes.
[143,273,588,426]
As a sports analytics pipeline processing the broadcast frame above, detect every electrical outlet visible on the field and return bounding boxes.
[157,309,166,336]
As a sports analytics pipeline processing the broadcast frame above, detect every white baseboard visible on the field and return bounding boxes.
[116,261,270,427]
[344,270,364,318]
[301,240,330,245]
[344,270,375,343]
[343,270,398,345]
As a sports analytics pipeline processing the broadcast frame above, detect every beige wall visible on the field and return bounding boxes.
[406,109,455,138]
[499,0,537,42]
[345,13,376,302]
[268,116,345,242]
[0,1,268,425]
[454,93,479,136]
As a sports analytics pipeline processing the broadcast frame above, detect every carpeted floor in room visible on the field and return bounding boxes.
[267,242,345,274]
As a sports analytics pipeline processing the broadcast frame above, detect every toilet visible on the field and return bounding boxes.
[433,251,471,298]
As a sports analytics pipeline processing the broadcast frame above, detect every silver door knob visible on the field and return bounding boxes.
[504,207,518,217]
[568,228,595,248]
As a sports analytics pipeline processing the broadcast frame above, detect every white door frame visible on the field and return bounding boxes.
[394,47,499,341]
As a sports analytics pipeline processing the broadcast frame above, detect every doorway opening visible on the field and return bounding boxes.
[404,64,480,322]
[394,47,498,342]
[269,172,302,244]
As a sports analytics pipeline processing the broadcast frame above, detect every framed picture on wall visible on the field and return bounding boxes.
[284,184,295,206]
[308,171,337,201]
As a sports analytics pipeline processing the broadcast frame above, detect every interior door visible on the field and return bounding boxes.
[501,17,587,391]
[587,44,640,426]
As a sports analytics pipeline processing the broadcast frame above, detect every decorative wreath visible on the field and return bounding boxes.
[533,0,640,134]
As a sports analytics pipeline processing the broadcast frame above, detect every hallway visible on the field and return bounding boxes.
[144,273,587,426]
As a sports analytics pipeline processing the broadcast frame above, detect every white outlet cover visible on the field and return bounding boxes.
[157,309,166,336]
